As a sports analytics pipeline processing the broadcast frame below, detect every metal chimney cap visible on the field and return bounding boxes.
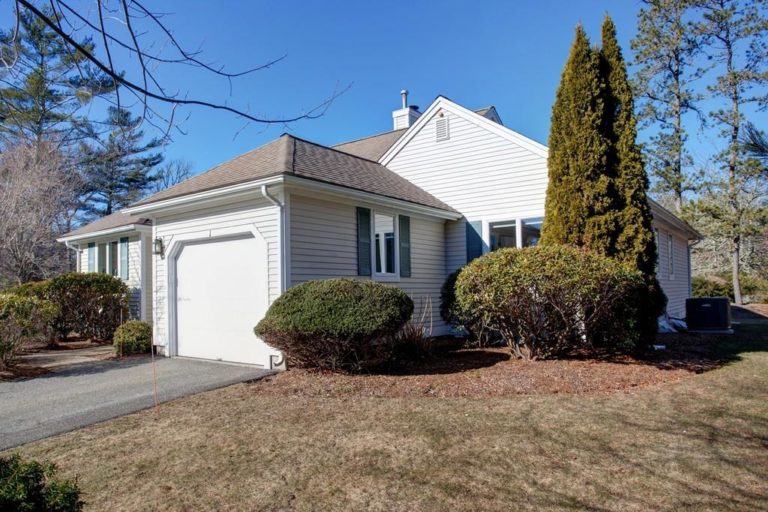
[400,89,408,109]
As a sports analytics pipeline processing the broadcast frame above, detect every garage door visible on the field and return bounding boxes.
[175,235,274,366]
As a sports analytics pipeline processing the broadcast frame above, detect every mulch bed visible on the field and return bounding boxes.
[250,331,738,398]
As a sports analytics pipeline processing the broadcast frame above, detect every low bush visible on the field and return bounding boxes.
[455,245,646,360]
[0,294,58,369]
[692,274,767,303]
[0,454,83,511]
[440,268,498,347]
[114,320,152,356]
[10,273,130,341]
[254,279,414,372]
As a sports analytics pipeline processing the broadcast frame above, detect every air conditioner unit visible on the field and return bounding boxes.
[686,298,731,330]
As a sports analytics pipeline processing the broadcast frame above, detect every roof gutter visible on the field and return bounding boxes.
[123,176,284,215]
[57,223,152,244]
[283,175,461,220]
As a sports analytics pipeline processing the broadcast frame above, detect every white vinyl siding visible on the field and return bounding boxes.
[653,218,690,318]
[386,110,547,272]
[289,194,449,335]
[151,198,280,351]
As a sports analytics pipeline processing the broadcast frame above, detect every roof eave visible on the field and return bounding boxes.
[57,223,152,244]
[649,199,702,240]
[123,175,285,215]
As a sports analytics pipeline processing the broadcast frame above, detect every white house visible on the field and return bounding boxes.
[58,93,701,368]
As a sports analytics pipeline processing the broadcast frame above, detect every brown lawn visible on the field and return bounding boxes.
[6,324,768,511]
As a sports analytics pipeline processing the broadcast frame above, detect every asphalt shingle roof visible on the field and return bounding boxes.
[61,212,151,238]
[333,129,406,160]
[130,134,455,212]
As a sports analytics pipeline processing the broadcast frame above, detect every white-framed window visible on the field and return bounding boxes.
[85,237,130,280]
[373,212,397,277]
[487,216,543,253]
[654,228,660,273]
[667,233,674,278]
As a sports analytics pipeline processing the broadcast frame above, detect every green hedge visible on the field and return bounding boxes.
[440,268,497,346]
[0,294,58,369]
[114,320,152,356]
[255,279,414,371]
[455,245,648,359]
[0,454,83,511]
[10,273,129,341]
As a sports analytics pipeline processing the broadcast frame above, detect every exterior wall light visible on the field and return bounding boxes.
[153,237,164,256]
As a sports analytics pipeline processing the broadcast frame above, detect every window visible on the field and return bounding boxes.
[490,221,516,250]
[521,217,543,247]
[374,213,396,274]
[654,229,660,273]
[109,241,119,276]
[87,243,95,272]
[667,233,674,277]
[97,243,107,273]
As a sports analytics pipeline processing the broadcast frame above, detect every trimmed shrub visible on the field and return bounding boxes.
[254,279,414,371]
[114,320,152,356]
[0,454,83,511]
[11,273,130,341]
[440,268,498,347]
[455,245,646,360]
[0,294,58,369]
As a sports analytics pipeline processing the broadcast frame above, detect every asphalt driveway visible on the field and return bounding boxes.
[0,357,273,450]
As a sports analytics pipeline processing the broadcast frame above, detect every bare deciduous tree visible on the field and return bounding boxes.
[149,159,193,194]
[4,0,347,137]
[0,142,80,286]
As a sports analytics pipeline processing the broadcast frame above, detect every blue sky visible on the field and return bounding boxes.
[2,1,763,175]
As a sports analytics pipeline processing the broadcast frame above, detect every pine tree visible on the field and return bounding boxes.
[0,7,113,145]
[600,16,658,278]
[80,108,163,217]
[540,25,618,254]
[697,0,768,305]
[631,0,705,213]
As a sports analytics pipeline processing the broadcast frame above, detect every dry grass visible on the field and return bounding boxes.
[6,324,768,511]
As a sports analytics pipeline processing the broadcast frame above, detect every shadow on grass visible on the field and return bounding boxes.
[373,323,768,378]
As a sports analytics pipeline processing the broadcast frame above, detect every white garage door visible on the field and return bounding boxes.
[175,235,274,366]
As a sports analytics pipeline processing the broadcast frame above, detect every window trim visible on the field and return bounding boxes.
[371,209,400,282]
[667,232,675,279]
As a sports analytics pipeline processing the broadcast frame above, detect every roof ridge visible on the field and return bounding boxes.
[332,128,405,147]
[287,134,385,166]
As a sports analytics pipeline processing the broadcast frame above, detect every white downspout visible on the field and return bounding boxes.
[63,241,80,272]
[260,184,288,371]
[260,184,286,292]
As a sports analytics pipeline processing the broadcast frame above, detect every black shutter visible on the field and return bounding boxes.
[399,215,411,277]
[466,220,483,263]
[357,207,372,276]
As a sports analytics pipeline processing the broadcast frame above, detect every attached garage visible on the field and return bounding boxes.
[173,234,276,367]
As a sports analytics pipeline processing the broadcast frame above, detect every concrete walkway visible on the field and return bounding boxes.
[0,357,273,450]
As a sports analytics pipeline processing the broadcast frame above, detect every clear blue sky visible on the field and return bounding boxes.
[5,1,755,175]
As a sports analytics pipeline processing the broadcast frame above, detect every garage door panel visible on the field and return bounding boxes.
[175,235,276,366]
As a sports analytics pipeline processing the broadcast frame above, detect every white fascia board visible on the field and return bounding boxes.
[649,199,702,240]
[57,223,152,244]
[283,175,461,220]
[123,176,284,216]
[380,96,549,165]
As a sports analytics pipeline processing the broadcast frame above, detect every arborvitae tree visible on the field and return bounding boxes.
[602,16,667,338]
[80,107,163,218]
[600,16,658,278]
[540,26,618,255]
[0,7,113,145]
[631,0,705,213]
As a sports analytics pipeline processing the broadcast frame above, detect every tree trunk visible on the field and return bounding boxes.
[726,27,742,305]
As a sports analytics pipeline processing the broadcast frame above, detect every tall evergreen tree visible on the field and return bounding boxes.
[80,107,163,218]
[631,0,705,213]
[600,16,658,278]
[697,0,768,304]
[540,26,618,255]
[0,7,113,146]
